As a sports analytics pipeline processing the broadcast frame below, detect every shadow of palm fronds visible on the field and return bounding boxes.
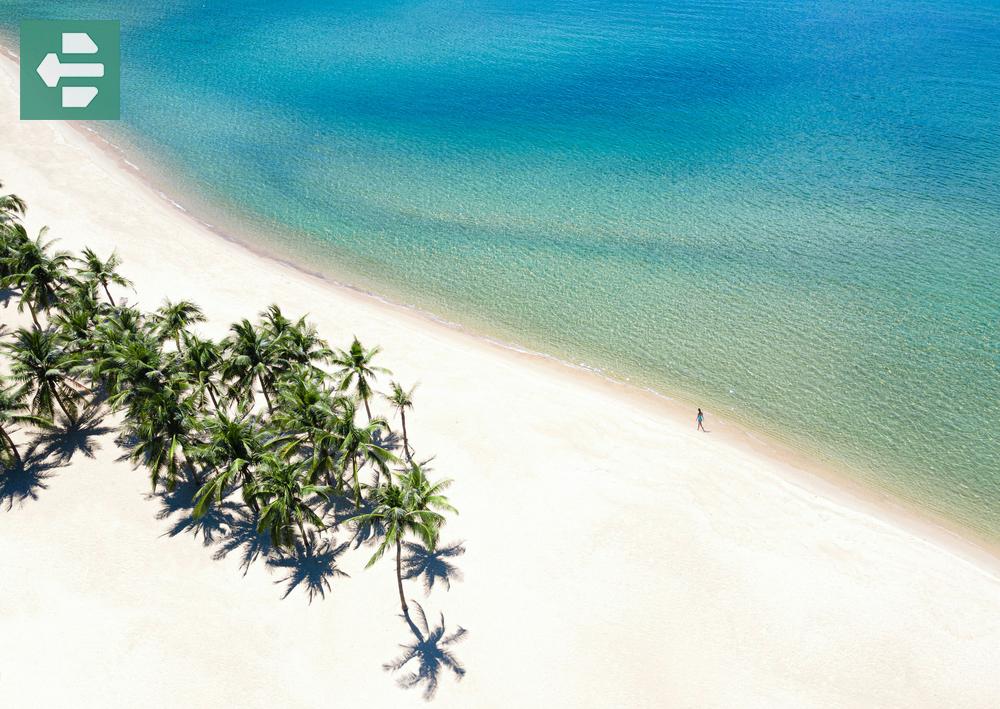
[266,538,350,602]
[150,480,240,546]
[212,509,273,574]
[0,442,64,510]
[402,540,465,594]
[386,602,468,701]
[32,403,113,464]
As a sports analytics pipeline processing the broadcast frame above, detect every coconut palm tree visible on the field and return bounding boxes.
[338,399,396,507]
[192,409,267,515]
[221,319,283,414]
[278,315,332,374]
[399,460,457,528]
[332,337,389,420]
[155,299,205,351]
[0,376,52,469]
[270,368,348,486]
[0,181,26,225]
[122,377,199,490]
[386,381,416,461]
[95,329,180,412]
[0,182,28,218]
[78,247,132,306]
[2,226,75,327]
[2,327,86,425]
[254,454,332,554]
[181,332,224,410]
[350,469,453,616]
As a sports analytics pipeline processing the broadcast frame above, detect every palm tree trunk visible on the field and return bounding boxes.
[242,469,259,512]
[28,303,40,329]
[363,396,372,421]
[296,517,311,554]
[101,283,116,306]
[258,374,274,414]
[401,411,411,461]
[207,386,220,410]
[396,536,408,615]
[352,457,361,509]
[0,425,22,469]
[186,460,202,487]
[53,388,75,426]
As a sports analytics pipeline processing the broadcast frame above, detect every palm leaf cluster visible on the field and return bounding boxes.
[1,185,457,621]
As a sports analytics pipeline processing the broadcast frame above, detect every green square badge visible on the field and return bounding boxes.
[20,20,120,120]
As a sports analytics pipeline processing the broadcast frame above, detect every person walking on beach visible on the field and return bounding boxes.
[696,408,706,432]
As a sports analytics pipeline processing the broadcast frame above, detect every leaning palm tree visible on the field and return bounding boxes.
[386,381,416,461]
[155,299,205,351]
[350,475,448,616]
[2,327,86,425]
[221,319,283,414]
[192,409,268,515]
[338,399,396,507]
[0,376,52,469]
[78,247,132,306]
[2,226,75,327]
[332,337,389,420]
[254,454,332,554]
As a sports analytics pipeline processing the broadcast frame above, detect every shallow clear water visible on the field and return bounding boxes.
[2,1,999,538]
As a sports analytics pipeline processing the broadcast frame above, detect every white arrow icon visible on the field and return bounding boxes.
[35,33,105,109]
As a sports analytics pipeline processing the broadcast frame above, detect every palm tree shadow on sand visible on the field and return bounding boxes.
[0,441,64,510]
[402,540,465,595]
[32,404,114,464]
[387,602,468,701]
[149,480,241,547]
[266,538,351,602]
[212,508,273,575]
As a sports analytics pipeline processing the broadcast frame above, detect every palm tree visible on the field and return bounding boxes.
[155,299,205,351]
[221,319,282,414]
[79,247,132,306]
[254,454,332,554]
[332,337,389,420]
[122,377,199,490]
[181,332,224,410]
[399,461,457,526]
[2,226,75,327]
[270,369,348,486]
[350,469,453,616]
[3,327,86,425]
[386,381,416,461]
[94,329,179,412]
[338,399,396,507]
[281,317,332,372]
[0,377,52,469]
[0,181,26,224]
[192,410,267,515]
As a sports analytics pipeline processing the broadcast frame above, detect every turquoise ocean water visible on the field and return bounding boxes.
[2,1,998,539]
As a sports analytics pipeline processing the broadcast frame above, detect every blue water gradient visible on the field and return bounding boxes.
[2,0,998,537]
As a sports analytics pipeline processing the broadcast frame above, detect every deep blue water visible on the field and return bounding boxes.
[2,0,999,537]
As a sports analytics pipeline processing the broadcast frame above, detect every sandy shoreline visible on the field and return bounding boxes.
[2,52,1000,708]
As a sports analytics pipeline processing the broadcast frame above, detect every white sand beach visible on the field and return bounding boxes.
[1,55,999,708]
